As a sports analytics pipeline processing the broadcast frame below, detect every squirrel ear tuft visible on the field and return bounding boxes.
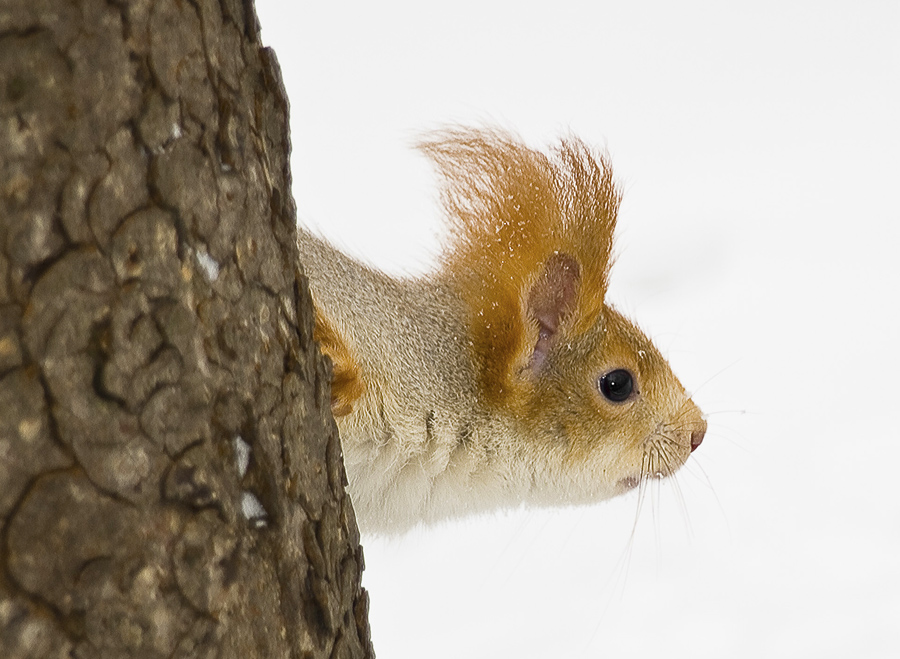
[526,253,580,372]
[423,128,621,400]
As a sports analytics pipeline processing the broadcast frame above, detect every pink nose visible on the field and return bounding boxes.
[690,424,706,452]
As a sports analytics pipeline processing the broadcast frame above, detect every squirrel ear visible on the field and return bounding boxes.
[526,252,580,372]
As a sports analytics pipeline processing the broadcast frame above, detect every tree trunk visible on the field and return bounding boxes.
[0,1,373,657]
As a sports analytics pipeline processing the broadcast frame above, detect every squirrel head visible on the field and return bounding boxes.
[422,128,705,496]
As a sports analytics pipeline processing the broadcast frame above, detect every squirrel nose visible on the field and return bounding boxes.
[690,421,707,453]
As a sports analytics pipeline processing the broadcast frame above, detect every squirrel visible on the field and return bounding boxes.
[297,127,707,533]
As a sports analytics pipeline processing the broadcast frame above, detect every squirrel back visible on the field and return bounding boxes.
[299,128,706,533]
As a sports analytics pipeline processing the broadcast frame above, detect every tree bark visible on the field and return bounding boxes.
[0,1,373,657]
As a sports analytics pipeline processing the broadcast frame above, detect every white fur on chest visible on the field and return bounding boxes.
[337,400,623,534]
[338,404,524,533]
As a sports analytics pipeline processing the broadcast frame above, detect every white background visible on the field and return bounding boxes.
[255,1,899,657]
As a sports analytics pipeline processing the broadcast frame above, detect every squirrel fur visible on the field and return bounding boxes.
[298,128,707,533]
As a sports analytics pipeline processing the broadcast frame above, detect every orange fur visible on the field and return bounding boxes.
[420,128,622,407]
[314,309,365,417]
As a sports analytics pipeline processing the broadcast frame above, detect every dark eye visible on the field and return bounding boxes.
[598,369,635,403]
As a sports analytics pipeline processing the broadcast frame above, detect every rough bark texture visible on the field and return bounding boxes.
[0,1,374,657]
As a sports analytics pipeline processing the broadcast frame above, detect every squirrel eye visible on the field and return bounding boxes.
[598,369,635,403]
